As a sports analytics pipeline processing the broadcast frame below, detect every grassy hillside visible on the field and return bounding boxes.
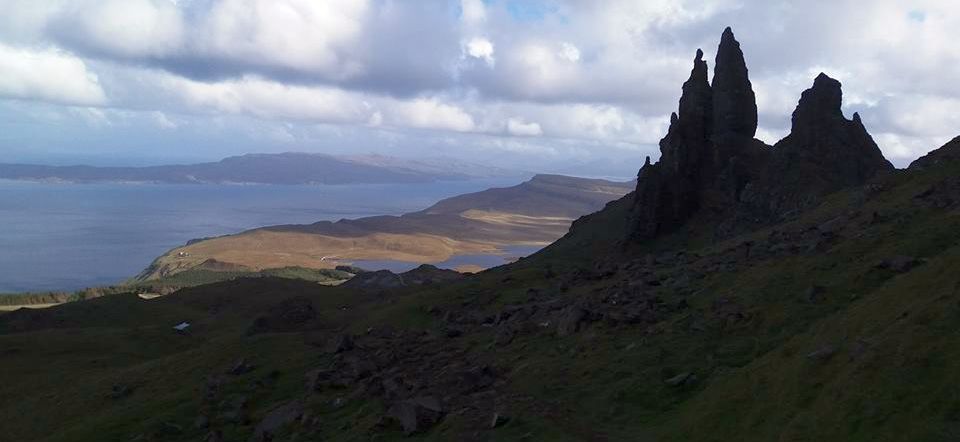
[2,138,959,441]
[0,267,353,310]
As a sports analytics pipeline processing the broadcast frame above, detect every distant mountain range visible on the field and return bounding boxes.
[0,153,526,185]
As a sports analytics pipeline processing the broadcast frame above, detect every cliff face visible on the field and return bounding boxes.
[630,27,893,241]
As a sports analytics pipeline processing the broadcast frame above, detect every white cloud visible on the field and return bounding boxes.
[388,99,476,132]
[0,43,106,106]
[559,42,581,62]
[461,0,487,28]
[63,0,185,57]
[198,0,369,80]
[464,37,495,67]
[151,111,178,129]
[506,118,543,136]
[156,73,479,133]
[164,75,372,123]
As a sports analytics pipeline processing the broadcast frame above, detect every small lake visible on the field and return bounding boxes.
[0,178,525,293]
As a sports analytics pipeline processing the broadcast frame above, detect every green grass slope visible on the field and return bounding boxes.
[2,139,959,441]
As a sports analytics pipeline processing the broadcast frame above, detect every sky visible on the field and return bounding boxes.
[0,0,958,177]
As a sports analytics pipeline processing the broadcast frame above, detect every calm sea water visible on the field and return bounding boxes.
[0,178,523,293]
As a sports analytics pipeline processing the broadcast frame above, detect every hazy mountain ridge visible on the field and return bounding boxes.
[0,152,526,185]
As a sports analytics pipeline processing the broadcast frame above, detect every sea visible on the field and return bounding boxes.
[0,178,536,293]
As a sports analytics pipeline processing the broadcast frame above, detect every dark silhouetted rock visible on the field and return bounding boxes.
[712,27,757,140]
[771,74,893,194]
[626,28,894,242]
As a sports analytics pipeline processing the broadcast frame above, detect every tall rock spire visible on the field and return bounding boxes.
[631,48,714,239]
[711,27,758,139]
[627,27,892,243]
[660,48,713,174]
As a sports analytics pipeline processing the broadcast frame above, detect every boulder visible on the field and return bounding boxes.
[387,396,445,435]
[227,358,256,376]
[556,307,585,337]
[109,384,133,399]
[491,413,510,428]
[328,334,355,354]
[806,345,837,361]
[249,400,304,442]
[876,256,923,273]
[664,372,698,387]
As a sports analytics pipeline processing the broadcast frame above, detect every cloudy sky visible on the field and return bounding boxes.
[1,0,957,177]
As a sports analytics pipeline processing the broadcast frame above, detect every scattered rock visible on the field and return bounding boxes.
[155,422,183,437]
[556,307,585,337]
[806,345,837,361]
[387,396,445,435]
[805,285,827,303]
[109,384,133,399]
[876,256,923,273]
[305,369,331,393]
[340,270,405,290]
[250,400,304,442]
[490,412,510,428]
[246,296,316,335]
[494,326,516,346]
[664,372,697,387]
[228,358,256,376]
[329,334,355,354]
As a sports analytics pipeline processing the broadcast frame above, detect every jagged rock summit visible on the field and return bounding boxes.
[631,28,893,241]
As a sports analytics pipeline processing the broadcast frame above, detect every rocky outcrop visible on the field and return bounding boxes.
[736,73,894,221]
[630,28,893,241]
[340,265,463,290]
[773,73,892,187]
[245,297,317,335]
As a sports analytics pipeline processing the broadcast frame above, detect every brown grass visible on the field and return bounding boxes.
[151,230,502,275]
